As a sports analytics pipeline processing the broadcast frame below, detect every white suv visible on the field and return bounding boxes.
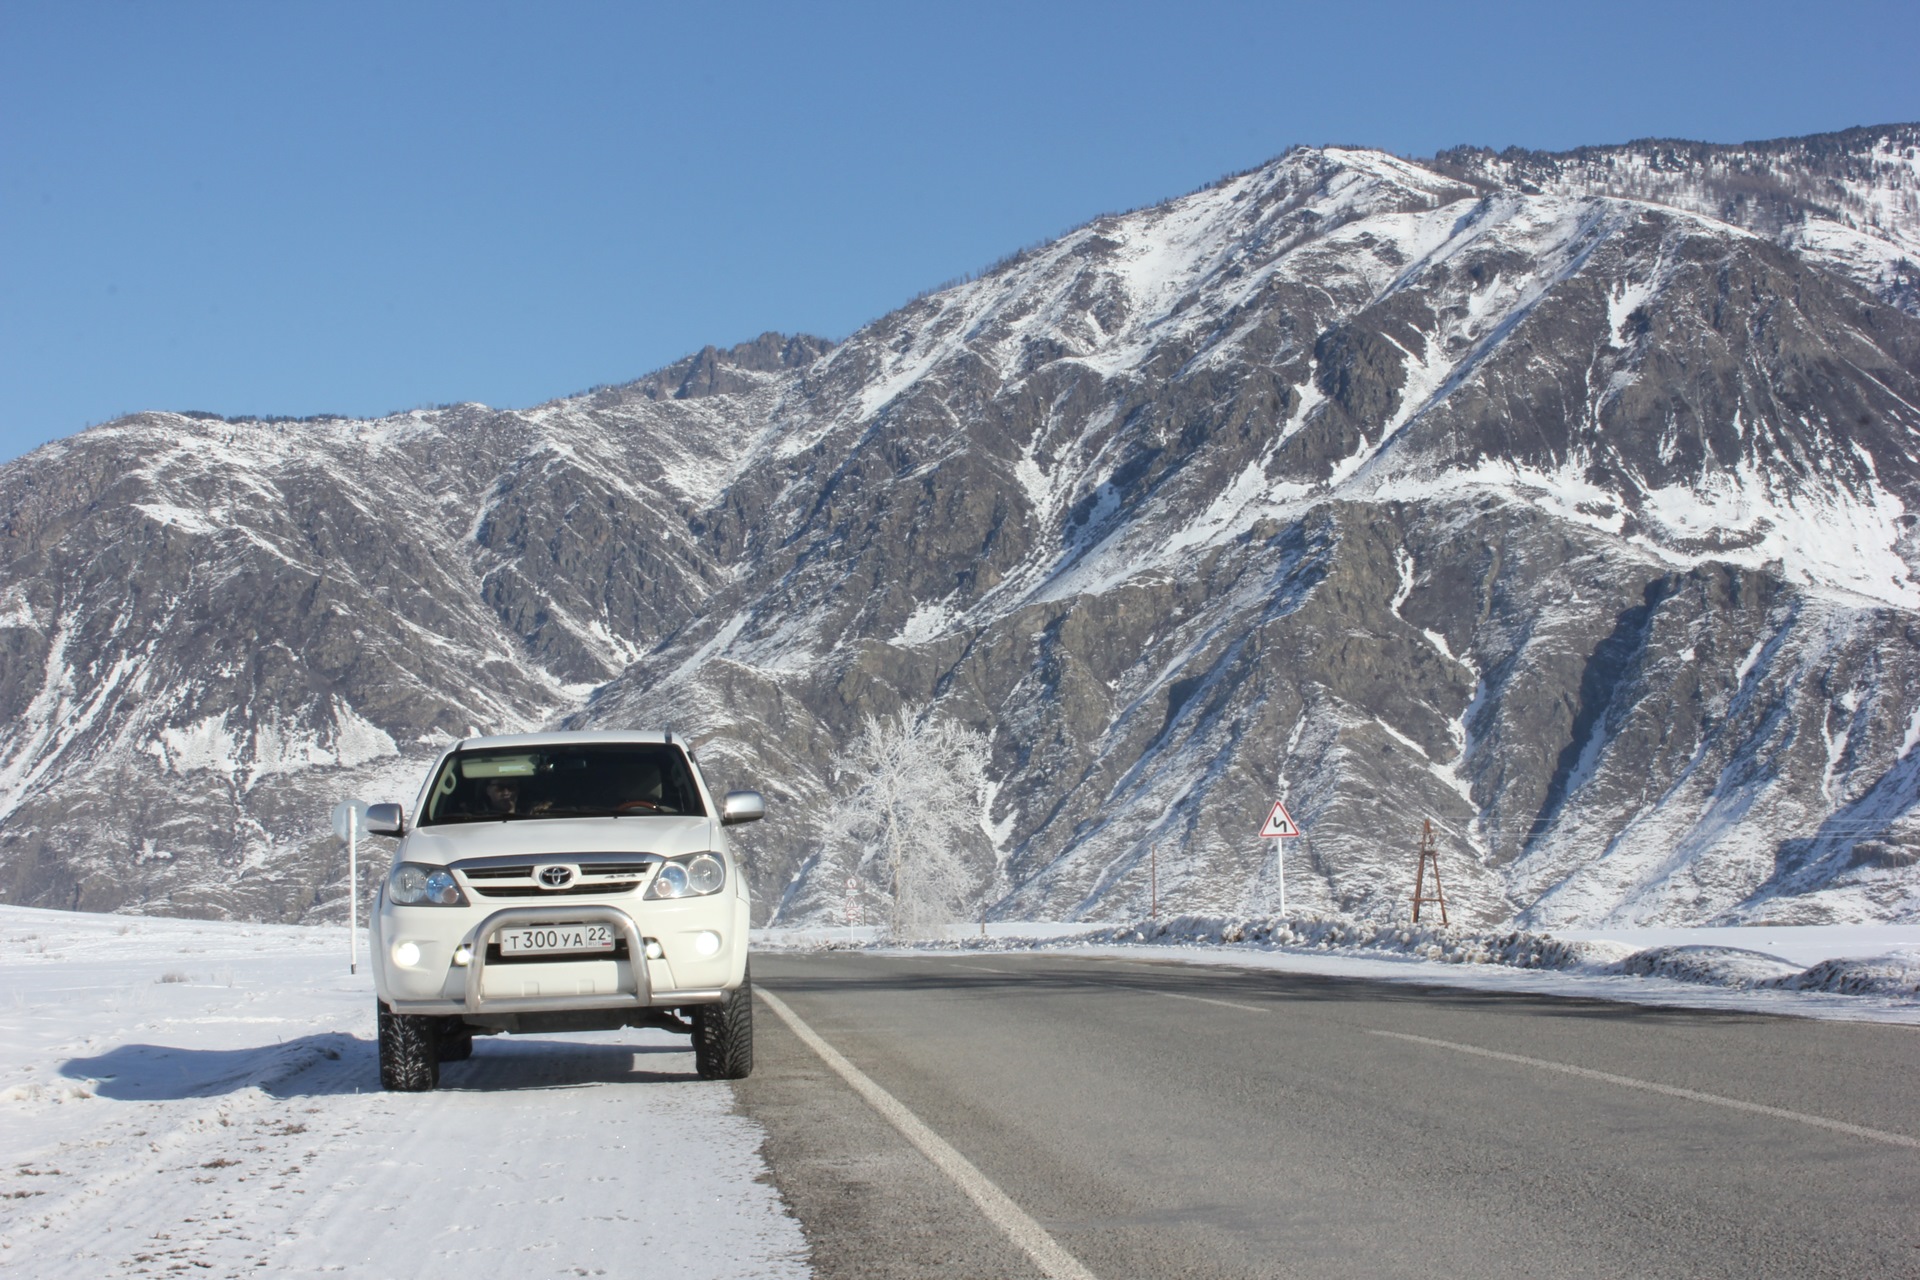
[365,730,761,1091]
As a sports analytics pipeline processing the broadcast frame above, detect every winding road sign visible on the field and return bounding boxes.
[1259,801,1301,838]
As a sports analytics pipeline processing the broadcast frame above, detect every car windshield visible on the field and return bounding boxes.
[419,743,706,825]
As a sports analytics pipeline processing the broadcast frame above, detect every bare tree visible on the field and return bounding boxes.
[824,709,990,939]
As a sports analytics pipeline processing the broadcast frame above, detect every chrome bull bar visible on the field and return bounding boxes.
[463,905,650,1014]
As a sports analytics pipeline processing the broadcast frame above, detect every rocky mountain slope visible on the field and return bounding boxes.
[1431,123,1920,314]
[3,125,1918,928]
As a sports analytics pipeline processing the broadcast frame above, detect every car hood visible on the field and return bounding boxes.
[399,816,717,865]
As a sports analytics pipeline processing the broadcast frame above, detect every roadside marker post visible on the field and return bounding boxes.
[1258,801,1302,916]
[331,800,371,974]
[1412,818,1448,925]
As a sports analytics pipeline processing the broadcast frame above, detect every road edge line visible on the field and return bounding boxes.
[756,987,1099,1280]
[1369,1028,1920,1150]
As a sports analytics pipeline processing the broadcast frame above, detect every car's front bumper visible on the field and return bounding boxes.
[373,891,748,1014]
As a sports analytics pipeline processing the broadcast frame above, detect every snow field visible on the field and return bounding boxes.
[0,906,805,1279]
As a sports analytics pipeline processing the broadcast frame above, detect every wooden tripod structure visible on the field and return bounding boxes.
[1411,819,1448,925]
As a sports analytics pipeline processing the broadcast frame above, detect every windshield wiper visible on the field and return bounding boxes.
[426,807,684,825]
[548,806,679,819]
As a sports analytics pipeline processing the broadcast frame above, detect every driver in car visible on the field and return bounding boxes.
[482,776,551,816]
[483,777,520,814]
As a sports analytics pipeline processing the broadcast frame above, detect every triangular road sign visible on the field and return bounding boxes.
[1259,800,1301,838]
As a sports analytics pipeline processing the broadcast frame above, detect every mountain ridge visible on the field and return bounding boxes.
[3,125,1918,928]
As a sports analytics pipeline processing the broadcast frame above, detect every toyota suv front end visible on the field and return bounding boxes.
[366,730,761,1090]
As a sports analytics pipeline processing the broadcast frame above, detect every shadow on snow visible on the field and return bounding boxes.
[61,1031,700,1100]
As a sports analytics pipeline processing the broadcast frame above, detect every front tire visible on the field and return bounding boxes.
[378,1001,441,1091]
[691,965,754,1080]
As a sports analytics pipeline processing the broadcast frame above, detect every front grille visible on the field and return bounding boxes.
[462,865,534,881]
[472,881,642,898]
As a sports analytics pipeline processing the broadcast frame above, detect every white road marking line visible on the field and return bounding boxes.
[1140,988,1272,1015]
[1369,1029,1920,1151]
[756,987,1099,1280]
[1133,984,1920,1152]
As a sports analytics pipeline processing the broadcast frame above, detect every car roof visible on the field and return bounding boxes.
[456,729,680,750]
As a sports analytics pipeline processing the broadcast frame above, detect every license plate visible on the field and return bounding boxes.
[498,923,615,955]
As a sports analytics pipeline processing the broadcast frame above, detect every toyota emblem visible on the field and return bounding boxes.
[538,865,574,889]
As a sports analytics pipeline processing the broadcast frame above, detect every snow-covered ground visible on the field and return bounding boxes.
[752,921,1111,949]
[0,906,805,1279]
[1550,923,1920,969]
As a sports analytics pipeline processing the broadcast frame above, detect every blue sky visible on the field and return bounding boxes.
[3,0,1916,462]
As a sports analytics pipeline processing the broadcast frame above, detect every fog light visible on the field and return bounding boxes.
[452,945,472,967]
[693,931,722,957]
[643,938,664,960]
[392,941,422,968]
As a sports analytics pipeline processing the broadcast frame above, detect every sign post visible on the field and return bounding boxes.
[331,800,371,974]
[845,874,861,948]
[1258,800,1302,917]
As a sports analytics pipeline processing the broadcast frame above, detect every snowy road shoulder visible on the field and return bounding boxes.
[0,906,806,1279]
[759,918,1920,1026]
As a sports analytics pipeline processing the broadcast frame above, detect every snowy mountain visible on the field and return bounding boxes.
[1431,124,1920,315]
[3,125,1919,929]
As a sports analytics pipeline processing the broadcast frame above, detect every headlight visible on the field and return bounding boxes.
[387,863,467,907]
[645,852,726,899]
[686,853,725,894]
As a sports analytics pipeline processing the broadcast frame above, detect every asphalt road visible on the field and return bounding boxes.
[737,951,1920,1280]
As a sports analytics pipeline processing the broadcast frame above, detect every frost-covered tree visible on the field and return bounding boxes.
[824,709,990,939]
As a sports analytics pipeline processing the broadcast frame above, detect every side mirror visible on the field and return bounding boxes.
[721,790,765,826]
[365,803,407,837]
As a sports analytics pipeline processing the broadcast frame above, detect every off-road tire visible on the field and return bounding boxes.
[438,1020,474,1063]
[691,966,754,1080]
[378,1001,441,1091]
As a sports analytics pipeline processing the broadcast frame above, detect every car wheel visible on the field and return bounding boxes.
[691,964,754,1081]
[378,1001,441,1091]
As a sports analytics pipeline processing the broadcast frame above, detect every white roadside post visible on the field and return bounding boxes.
[1259,800,1301,916]
[331,800,372,974]
[845,874,860,948]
